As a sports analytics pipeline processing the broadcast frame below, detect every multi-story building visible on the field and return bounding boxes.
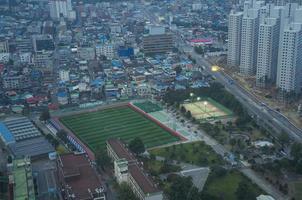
[2,74,29,90]
[15,37,33,53]
[256,17,280,87]
[107,139,163,200]
[227,11,243,67]
[78,47,96,60]
[49,0,75,20]
[276,23,302,94]
[0,40,9,53]
[142,26,173,54]
[59,69,70,82]
[240,5,260,76]
[96,44,114,59]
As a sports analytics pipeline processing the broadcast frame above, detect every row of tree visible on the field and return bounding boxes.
[163,82,251,125]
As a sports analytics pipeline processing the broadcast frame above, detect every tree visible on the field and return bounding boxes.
[278,132,290,147]
[117,183,139,200]
[95,148,111,170]
[45,134,59,148]
[180,106,186,113]
[165,175,201,200]
[211,165,227,178]
[57,130,68,143]
[291,142,302,161]
[40,108,50,121]
[129,137,145,154]
[235,180,256,200]
[186,111,192,119]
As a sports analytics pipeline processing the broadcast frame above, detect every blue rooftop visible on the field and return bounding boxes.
[0,122,15,144]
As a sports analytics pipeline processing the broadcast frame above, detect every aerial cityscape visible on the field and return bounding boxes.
[1,0,302,199]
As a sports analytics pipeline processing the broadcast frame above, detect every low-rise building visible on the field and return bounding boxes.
[57,153,106,200]
[10,157,36,200]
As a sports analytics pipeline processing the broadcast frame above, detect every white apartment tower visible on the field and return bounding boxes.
[240,7,260,75]
[256,17,280,87]
[277,23,302,94]
[49,0,74,20]
[227,11,243,67]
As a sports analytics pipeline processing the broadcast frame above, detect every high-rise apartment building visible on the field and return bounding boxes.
[240,7,260,75]
[227,11,243,67]
[276,23,302,93]
[256,17,280,87]
[227,1,302,94]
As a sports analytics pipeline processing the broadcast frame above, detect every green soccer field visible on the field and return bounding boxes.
[59,106,179,151]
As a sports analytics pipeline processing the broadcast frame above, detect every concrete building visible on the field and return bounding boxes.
[57,153,106,200]
[0,40,9,53]
[49,0,75,20]
[142,27,173,54]
[78,47,96,60]
[277,23,302,94]
[96,44,114,59]
[11,157,36,200]
[59,69,70,82]
[142,33,173,54]
[107,139,163,200]
[256,17,280,87]
[227,11,243,67]
[240,4,261,76]
[2,75,27,90]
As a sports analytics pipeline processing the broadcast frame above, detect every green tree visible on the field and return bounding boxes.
[117,183,139,200]
[165,175,201,200]
[291,142,302,161]
[235,180,256,200]
[57,130,68,143]
[129,137,145,154]
[95,148,111,170]
[40,108,50,121]
[278,132,290,147]
[186,111,192,119]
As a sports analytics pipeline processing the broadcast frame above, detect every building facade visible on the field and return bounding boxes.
[240,7,260,75]
[142,33,174,54]
[256,17,280,87]
[107,139,163,200]
[276,23,302,93]
[227,11,243,67]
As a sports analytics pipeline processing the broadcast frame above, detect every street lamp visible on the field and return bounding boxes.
[203,101,208,112]
[190,92,194,102]
[197,97,201,101]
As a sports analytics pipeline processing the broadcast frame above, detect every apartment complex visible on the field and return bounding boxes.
[107,139,163,200]
[227,1,302,93]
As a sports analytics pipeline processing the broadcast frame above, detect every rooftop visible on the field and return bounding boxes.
[107,138,161,195]
[9,136,54,158]
[12,158,36,200]
[0,122,15,144]
[58,153,105,200]
[4,117,41,141]
[107,138,136,161]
